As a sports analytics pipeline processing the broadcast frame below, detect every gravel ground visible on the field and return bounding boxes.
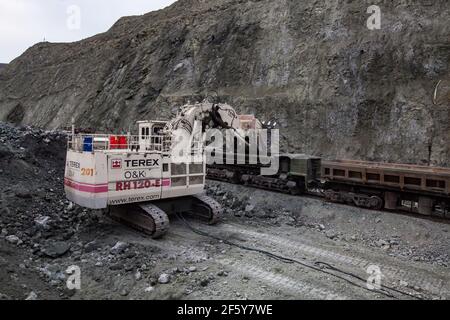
[0,122,449,300]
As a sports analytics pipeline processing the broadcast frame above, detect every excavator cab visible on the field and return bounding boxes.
[137,120,168,152]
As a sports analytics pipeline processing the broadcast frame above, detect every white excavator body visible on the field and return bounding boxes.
[64,128,204,210]
[64,102,261,237]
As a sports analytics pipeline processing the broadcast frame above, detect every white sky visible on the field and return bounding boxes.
[0,0,177,63]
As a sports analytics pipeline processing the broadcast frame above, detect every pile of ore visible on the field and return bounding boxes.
[0,122,85,258]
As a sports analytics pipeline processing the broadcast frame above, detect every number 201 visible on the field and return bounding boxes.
[81,168,94,176]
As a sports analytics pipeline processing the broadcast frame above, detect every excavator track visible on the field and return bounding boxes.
[190,194,222,225]
[109,203,170,239]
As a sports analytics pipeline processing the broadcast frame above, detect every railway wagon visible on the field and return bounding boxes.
[207,154,322,194]
[321,160,450,216]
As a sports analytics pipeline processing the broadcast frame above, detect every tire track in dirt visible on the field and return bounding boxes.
[215,223,449,298]
[216,258,349,300]
[111,219,448,299]
[165,224,386,300]
[160,224,358,299]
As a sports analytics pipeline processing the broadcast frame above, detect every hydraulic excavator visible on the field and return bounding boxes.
[64,102,261,238]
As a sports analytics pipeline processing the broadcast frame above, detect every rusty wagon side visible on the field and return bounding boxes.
[321,160,450,216]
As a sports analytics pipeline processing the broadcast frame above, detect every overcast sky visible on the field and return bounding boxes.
[0,0,177,63]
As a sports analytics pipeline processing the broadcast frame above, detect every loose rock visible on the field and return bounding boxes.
[5,235,20,245]
[41,242,71,258]
[25,292,38,300]
[158,274,170,284]
[110,242,129,255]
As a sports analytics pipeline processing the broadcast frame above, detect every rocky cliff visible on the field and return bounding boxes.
[0,0,449,165]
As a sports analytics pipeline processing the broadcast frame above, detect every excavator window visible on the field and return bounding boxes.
[141,127,150,140]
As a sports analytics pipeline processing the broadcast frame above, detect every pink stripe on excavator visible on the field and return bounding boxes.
[64,178,109,193]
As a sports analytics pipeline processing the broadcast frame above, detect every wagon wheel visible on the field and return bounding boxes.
[369,196,383,211]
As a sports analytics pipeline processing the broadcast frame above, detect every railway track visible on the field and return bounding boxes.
[207,174,450,223]
[305,189,450,224]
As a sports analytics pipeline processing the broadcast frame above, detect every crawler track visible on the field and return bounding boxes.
[191,194,222,225]
[108,194,222,238]
[109,202,170,239]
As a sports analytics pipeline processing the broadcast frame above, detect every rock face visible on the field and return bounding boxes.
[0,0,449,165]
[0,64,7,71]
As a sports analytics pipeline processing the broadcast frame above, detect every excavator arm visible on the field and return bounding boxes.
[163,102,262,157]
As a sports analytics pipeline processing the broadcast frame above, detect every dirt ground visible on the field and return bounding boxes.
[0,123,449,300]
